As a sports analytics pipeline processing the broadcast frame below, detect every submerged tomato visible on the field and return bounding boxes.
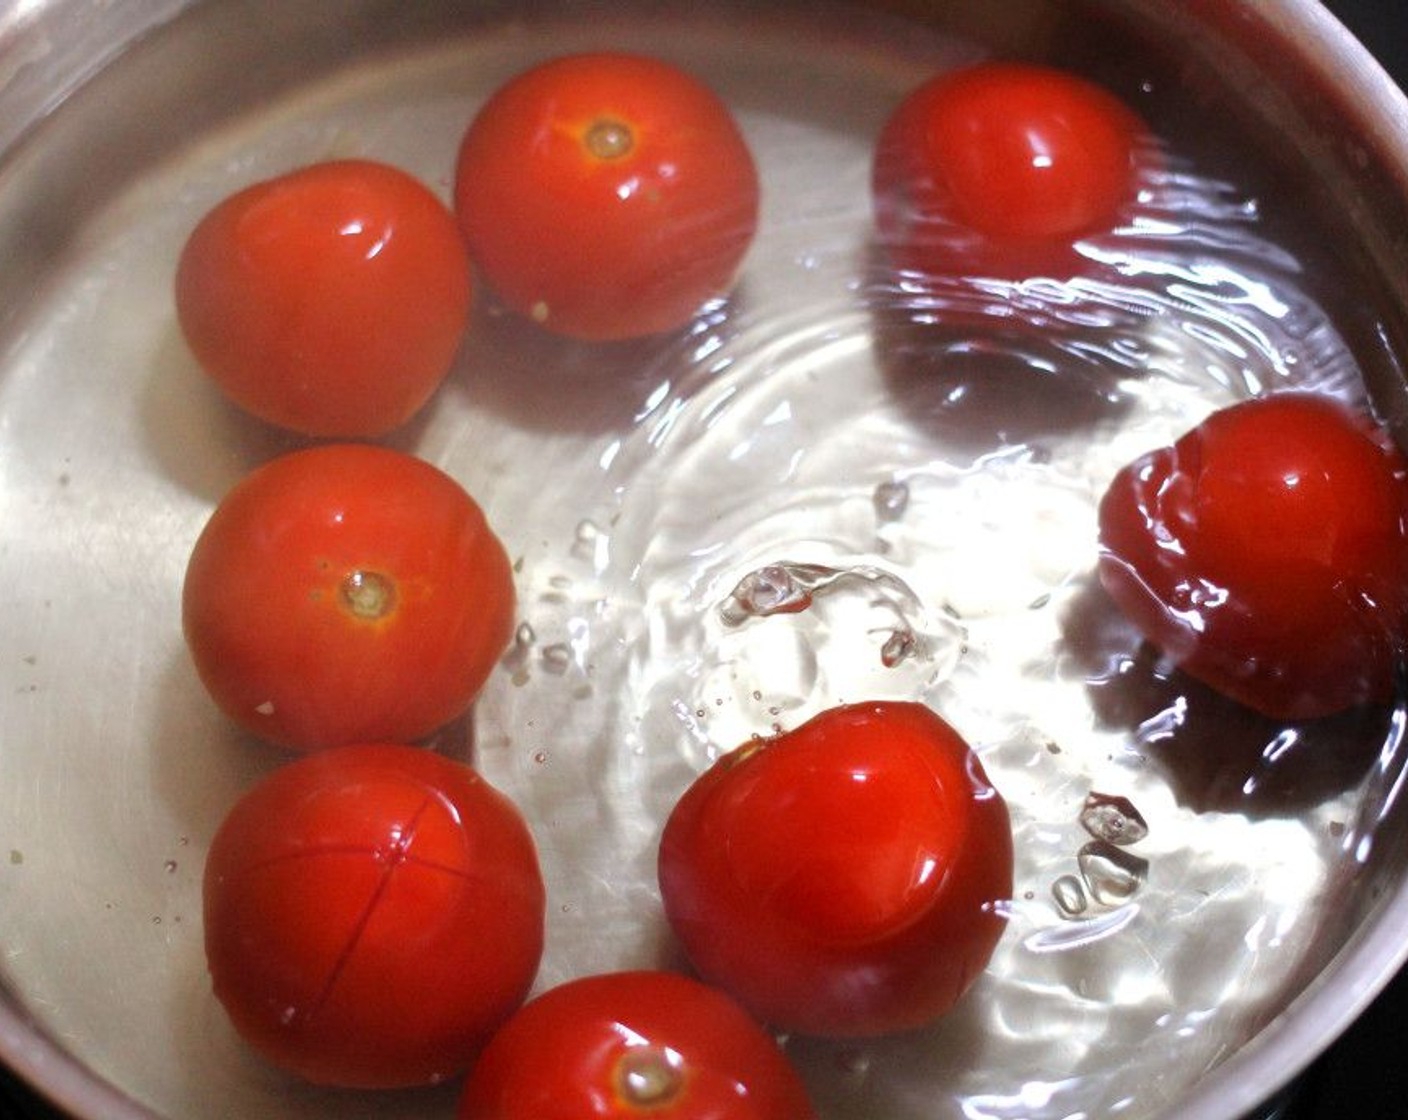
[658,701,1013,1038]
[203,743,545,1088]
[872,62,1147,280]
[454,52,760,341]
[1098,393,1408,720]
[176,159,471,437]
[457,971,816,1120]
[182,444,515,752]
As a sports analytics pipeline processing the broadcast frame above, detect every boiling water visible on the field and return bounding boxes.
[0,5,1403,1120]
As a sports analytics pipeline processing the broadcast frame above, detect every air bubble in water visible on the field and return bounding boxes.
[1078,841,1149,906]
[872,479,910,522]
[572,518,606,564]
[719,561,930,637]
[719,564,816,625]
[503,622,537,682]
[694,560,966,745]
[1080,792,1150,846]
[1052,874,1088,917]
[879,626,918,668]
[541,644,573,675]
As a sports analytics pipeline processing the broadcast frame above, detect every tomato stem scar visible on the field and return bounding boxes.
[614,1046,684,1108]
[585,118,634,160]
[340,569,396,620]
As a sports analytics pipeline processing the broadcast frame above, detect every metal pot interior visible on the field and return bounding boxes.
[3,3,1408,1119]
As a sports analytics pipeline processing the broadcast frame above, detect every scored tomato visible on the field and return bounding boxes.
[182,443,515,753]
[203,743,545,1089]
[175,159,471,437]
[457,970,816,1120]
[658,701,1013,1038]
[454,52,760,341]
[1098,393,1408,720]
[872,62,1148,281]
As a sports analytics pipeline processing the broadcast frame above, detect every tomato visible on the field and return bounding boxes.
[457,970,815,1120]
[1097,393,1408,720]
[203,743,545,1088]
[872,62,1147,280]
[182,443,515,753]
[175,159,471,437]
[657,701,1012,1038]
[454,52,760,341]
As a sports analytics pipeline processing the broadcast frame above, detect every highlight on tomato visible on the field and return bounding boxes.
[1098,392,1408,720]
[457,970,817,1120]
[182,443,515,753]
[175,159,471,437]
[454,52,760,341]
[871,62,1149,281]
[203,743,545,1089]
[658,701,1013,1038]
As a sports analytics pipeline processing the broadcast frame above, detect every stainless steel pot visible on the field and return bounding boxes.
[3,2,1408,1118]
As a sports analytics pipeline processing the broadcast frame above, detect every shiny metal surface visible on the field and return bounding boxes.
[4,2,1408,1119]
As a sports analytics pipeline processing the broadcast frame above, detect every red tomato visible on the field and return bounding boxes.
[872,62,1147,280]
[1098,393,1408,720]
[454,52,760,341]
[457,971,816,1120]
[182,444,515,752]
[176,159,471,437]
[203,743,545,1088]
[657,701,1013,1038]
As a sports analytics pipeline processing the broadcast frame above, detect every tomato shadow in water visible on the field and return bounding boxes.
[149,643,487,846]
[780,980,1000,1115]
[864,246,1139,460]
[1059,576,1389,819]
[142,324,443,505]
[148,648,291,848]
[419,703,480,768]
[449,286,748,437]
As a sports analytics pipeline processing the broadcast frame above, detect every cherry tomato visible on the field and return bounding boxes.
[182,443,515,752]
[657,701,1013,1038]
[872,62,1147,280]
[1098,393,1408,720]
[203,743,545,1088]
[454,52,760,341]
[457,970,816,1120]
[176,159,471,437]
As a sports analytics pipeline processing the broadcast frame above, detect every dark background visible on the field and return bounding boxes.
[3,1,1408,1118]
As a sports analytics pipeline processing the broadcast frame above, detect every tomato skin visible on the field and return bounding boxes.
[1098,393,1408,720]
[176,159,471,437]
[203,743,544,1088]
[454,52,760,341]
[457,971,816,1120]
[658,701,1013,1038]
[182,444,515,752]
[872,63,1146,280]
